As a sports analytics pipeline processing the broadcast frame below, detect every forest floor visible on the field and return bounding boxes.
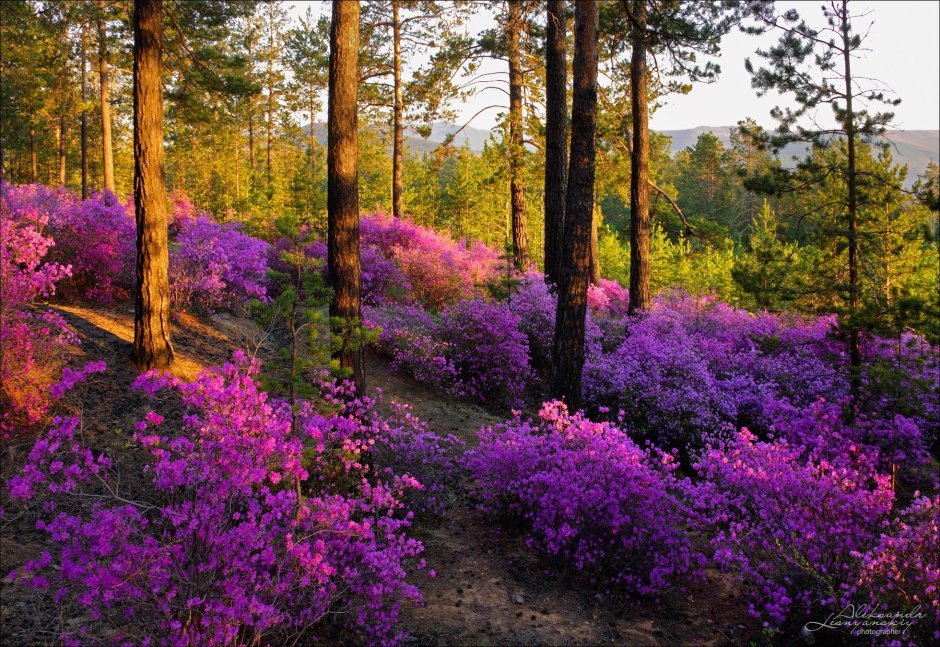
[1,303,758,646]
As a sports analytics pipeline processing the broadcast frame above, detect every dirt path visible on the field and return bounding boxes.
[363,354,754,646]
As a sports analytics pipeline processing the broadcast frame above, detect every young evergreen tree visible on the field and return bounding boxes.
[327,0,365,392]
[550,0,598,407]
[745,0,903,388]
[132,0,174,370]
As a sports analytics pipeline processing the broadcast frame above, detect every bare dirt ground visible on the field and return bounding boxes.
[1,303,756,646]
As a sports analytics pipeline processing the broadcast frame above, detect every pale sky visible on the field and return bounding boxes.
[287,0,940,132]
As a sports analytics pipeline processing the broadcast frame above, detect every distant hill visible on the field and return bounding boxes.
[306,121,938,185]
[306,121,493,156]
[660,126,940,185]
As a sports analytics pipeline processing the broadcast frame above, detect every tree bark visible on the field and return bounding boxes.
[97,0,115,194]
[840,0,861,391]
[328,0,365,392]
[544,0,567,287]
[266,1,275,198]
[507,0,529,269]
[549,0,598,408]
[392,0,404,220]
[309,81,317,181]
[56,116,67,186]
[628,0,651,314]
[81,25,89,199]
[132,0,174,370]
[29,127,37,183]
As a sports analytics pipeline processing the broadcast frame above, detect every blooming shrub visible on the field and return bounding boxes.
[0,185,78,432]
[360,213,500,309]
[437,299,531,405]
[587,278,630,317]
[686,428,895,630]
[170,216,270,313]
[44,190,135,304]
[466,402,703,597]
[8,354,427,645]
[854,494,940,645]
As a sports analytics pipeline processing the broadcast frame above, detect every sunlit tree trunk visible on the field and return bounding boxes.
[392,0,404,220]
[628,0,651,314]
[590,200,601,285]
[544,0,567,287]
[132,0,174,370]
[507,0,529,269]
[81,25,89,199]
[29,127,37,183]
[550,0,598,407]
[327,0,364,392]
[97,0,115,193]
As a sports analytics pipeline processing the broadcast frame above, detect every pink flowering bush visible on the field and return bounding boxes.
[0,185,79,432]
[170,216,270,313]
[686,428,896,631]
[466,402,703,597]
[360,213,500,310]
[8,354,428,645]
[587,278,630,317]
[854,494,940,645]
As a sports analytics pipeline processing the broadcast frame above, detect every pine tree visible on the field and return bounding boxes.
[327,0,365,392]
[549,0,598,408]
[132,0,174,370]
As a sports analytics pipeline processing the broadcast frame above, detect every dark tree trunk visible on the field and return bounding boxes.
[132,0,174,370]
[840,1,861,392]
[266,4,275,198]
[392,0,404,220]
[57,116,66,186]
[30,127,37,183]
[549,0,598,408]
[628,0,651,314]
[81,26,89,199]
[328,0,365,393]
[507,0,529,269]
[544,0,567,287]
[97,0,115,194]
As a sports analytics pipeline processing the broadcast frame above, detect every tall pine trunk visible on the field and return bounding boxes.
[544,0,567,287]
[328,0,364,392]
[628,0,651,314]
[309,82,317,182]
[29,127,37,183]
[132,0,174,370]
[392,0,404,221]
[81,26,89,199]
[97,0,115,194]
[549,0,598,408]
[507,0,529,269]
[56,116,66,186]
[840,0,861,391]
[266,4,275,199]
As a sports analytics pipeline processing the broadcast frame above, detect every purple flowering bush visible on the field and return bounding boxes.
[685,428,896,631]
[44,190,136,304]
[854,494,940,644]
[7,354,429,645]
[365,299,531,406]
[170,216,270,313]
[465,402,703,597]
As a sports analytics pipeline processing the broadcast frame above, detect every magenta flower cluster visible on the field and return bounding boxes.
[8,353,434,645]
[465,402,704,597]
[0,184,79,432]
